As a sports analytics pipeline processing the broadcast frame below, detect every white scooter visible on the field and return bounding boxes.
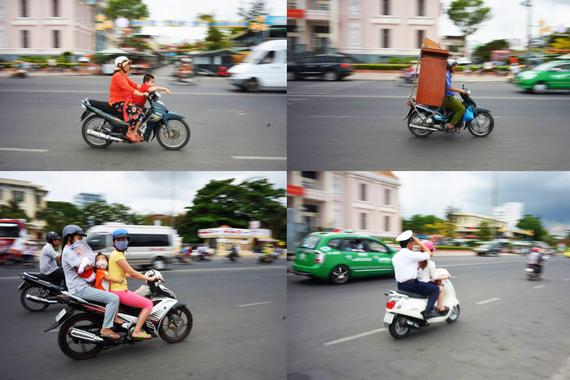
[383,268,460,339]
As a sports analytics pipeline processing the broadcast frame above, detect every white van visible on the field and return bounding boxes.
[228,39,287,91]
[85,223,179,270]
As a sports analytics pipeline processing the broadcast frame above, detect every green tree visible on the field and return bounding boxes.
[197,14,226,51]
[402,215,445,235]
[0,199,28,220]
[477,221,493,241]
[37,201,82,235]
[104,0,149,21]
[447,0,492,40]
[445,206,459,221]
[179,178,286,243]
[517,215,547,242]
[80,201,144,227]
[472,39,509,62]
[238,0,270,24]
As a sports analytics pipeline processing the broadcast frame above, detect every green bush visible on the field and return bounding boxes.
[435,246,473,251]
[353,63,411,70]
[387,57,417,64]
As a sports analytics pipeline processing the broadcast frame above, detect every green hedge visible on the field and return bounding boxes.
[353,63,411,70]
[435,246,473,251]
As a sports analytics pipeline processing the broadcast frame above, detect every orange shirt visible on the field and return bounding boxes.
[109,71,139,105]
[94,269,109,291]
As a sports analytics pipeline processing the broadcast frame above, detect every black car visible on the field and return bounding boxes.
[288,54,353,81]
[475,243,502,256]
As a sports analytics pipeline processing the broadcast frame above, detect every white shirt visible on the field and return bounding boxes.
[392,248,431,283]
[417,260,437,283]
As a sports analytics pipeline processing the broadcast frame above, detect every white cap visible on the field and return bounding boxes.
[396,230,413,242]
[114,56,131,68]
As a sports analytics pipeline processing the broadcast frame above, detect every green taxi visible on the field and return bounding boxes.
[514,60,570,93]
[292,232,395,285]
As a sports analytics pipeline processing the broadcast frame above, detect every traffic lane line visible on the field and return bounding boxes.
[533,285,546,289]
[476,297,500,305]
[237,301,272,308]
[232,156,286,160]
[323,328,387,346]
[0,147,49,153]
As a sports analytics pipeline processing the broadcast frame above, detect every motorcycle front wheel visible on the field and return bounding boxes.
[58,313,103,360]
[157,119,191,151]
[81,115,112,148]
[407,110,434,137]
[468,112,494,137]
[20,285,49,312]
[158,305,193,343]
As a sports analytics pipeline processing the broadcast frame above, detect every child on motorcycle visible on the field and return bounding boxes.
[132,73,171,107]
[417,241,448,314]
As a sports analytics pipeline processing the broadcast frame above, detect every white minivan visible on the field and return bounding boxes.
[228,39,286,92]
[85,223,179,270]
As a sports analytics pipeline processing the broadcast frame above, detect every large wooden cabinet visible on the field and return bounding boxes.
[416,47,450,107]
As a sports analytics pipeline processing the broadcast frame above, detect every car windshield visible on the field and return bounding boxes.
[243,48,266,64]
[532,61,562,71]
[300,235,320,249]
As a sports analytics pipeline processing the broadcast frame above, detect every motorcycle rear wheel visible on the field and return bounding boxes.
[81,115,113,148]
[159,305,193,343]
[58,313,103,360]
[388,315,411,339]
[407,110,434,137]
[20,285,49,312]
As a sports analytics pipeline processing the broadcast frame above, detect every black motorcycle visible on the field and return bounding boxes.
[80,92,191,150]
[405,84,494,137]
[45,270,192,360]
[18,271,64,312]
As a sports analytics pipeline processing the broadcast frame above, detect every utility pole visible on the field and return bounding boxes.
[491,173,499,239]
[523,0,533,49]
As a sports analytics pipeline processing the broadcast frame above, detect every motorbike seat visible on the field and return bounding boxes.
[397,290,428,299]
[87,99,124,120]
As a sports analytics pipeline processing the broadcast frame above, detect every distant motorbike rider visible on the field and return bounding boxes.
[227,245,240,261]
[443,59,468,131]
[527,247,544,274]
[39,231,65,287]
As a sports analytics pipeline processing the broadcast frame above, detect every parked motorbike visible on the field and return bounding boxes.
[18,271,64,312]
[44,270,192,360]
[80,92,191,151]
[405,84,494,137]
[383,268,460,339]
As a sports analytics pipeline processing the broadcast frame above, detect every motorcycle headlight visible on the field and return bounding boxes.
[150,113,162,121]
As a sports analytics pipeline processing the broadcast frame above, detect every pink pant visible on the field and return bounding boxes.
[111,289,153,311]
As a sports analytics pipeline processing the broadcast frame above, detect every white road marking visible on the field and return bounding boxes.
[533,285,546,289]
[232,156,286,160]
[443,260,522,268]
[323,328,387,346]
[237,301,272,308]
[550,356,570,380]
[476,297,500,305]
[563,278,570,281]
[237,112,247,116]
[310,115,353,119]
[0,147,49,153]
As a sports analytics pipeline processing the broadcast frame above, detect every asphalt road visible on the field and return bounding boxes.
[0,67,286,170]
[0,259,286,380]
[287,80,570,170]
[287,255,570,380]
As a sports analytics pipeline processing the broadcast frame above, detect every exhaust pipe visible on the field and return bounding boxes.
[26,295,58,304]
[69,328,104,343]
[410,124,438,132]
[86,130,124,143]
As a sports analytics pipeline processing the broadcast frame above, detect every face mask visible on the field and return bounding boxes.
[96,260,108,269]
[115,240,129,252]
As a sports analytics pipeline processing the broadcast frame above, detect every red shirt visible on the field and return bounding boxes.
[132,83,150,106]
[108,71,139,105]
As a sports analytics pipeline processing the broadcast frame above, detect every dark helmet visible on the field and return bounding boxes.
[62,224,86,240]
[46,231,61,244]
[112,228,129,241]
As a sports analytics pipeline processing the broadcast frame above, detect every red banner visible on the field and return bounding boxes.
[287,9,305,19]
[287,185,304,196]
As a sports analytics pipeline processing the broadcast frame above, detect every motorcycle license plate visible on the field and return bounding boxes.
[383,312,394,324]
[55,308,67,322]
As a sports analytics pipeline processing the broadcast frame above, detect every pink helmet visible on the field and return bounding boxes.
[531,247,540,253]
[422,240,435,252]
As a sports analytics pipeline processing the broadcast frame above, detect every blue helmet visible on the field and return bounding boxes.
[112,228,129,240]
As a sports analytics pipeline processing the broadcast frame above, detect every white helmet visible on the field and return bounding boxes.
[114,56,131,68]
[447,58,458,68]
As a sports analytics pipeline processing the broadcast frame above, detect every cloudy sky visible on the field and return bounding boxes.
[0,172,286,215]
[395,171,570,234]
[141,0,286,44]
[439,0,570,48]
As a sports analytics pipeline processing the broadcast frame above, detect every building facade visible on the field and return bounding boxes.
[287,171,401,250]
[492,202,524,230]
[449,212,506,238]
[73,192,105,208]
[0,178,47,238]
[288,0,440,61]
[0,0,96,59]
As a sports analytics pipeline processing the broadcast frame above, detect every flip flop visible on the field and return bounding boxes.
[100,331,120,340]
[132,332,152,340]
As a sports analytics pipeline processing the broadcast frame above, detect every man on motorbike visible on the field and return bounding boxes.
[527,247,544,274]
[61,224,121,340]
[39,231,65,287]
[392,230,440,319]
[443,59,468,131]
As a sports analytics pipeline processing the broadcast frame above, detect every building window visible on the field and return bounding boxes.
[21,30,29,48]
[35,194,42,206]
[381,29,391,48]
[417,0,425,16]
[13,191,24,203]
[334,204,342,227]
[52,0,60,17]
[359,183,367,201]
[349,0,360,17]
[385,189,391,205]
[20,0,28,17]
[350,23,361,47]
[333,176,342,197]
[385,216,391,231]
[360,213,367,230]
[53,30,60,48]
[417,30,425,49]
[0,189,3,200]
[381,0,391,15]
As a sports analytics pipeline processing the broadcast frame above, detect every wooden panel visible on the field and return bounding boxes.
[416,48,449,107]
